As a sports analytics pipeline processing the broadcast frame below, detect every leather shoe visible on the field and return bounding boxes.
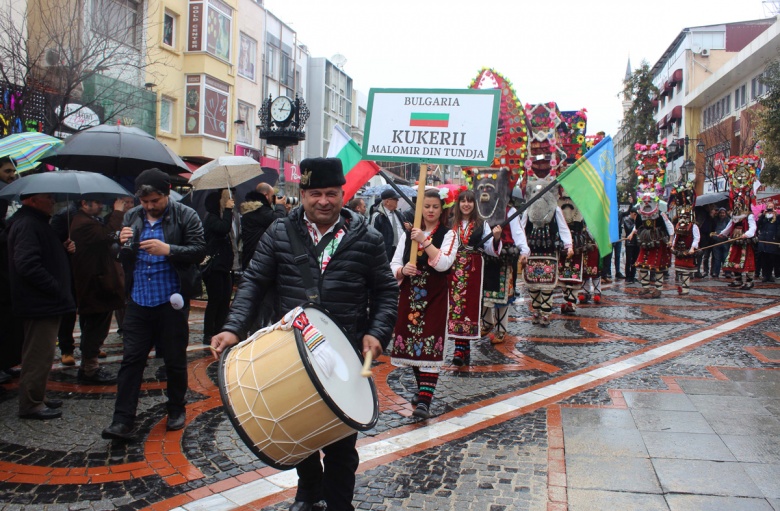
[61,353,76,366]
[102,422,136,440]
[44,399,63,409]
[289,501,314,511]
[77,368,117,385]
[616,273,626,279]
[167,411,186,431]
[20,407,62,420]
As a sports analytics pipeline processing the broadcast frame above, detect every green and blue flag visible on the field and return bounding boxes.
[556,136,619,257]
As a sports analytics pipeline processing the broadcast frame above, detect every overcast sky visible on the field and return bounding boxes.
[264,0,773,137]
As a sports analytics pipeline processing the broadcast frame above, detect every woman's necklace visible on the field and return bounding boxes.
[417,224,439,256]
[458,220,474,248]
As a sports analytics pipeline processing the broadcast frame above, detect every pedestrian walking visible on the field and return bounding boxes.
[211,157,398,511]
[102,168,205,440]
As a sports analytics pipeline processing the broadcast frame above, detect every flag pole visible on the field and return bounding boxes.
[477,177,560,247]
[377,169,415,209]
[409,164,428,265]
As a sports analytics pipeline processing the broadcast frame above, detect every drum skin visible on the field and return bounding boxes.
[218,305,378,471]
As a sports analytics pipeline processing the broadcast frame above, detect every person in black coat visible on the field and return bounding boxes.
[8,193,76,419]
[239,183,287,270]
[622,207,639,283]
[757,203,780,282]
[212,158,398,511]
[202,190,235,344]
[102,169,205,441]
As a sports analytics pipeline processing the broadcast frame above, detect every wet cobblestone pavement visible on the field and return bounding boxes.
[1,276,779,510]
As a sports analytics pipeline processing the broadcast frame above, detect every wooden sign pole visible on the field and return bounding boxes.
[409,164,428,265]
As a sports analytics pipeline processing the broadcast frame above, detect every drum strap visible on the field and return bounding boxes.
[284,217,344,303]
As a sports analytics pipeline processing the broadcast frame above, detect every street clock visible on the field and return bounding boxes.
[270,96,294,124]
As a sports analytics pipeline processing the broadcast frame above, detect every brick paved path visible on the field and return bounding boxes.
[0,277,778,510]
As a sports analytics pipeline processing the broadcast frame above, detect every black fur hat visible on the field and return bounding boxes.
[299,158,345,190]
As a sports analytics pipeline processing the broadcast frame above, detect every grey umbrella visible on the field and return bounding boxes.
[0,170,132,202]
[39,124,189,176]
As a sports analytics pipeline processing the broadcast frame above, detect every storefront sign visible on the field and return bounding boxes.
[188,2,203,51]
[56,104,100,130]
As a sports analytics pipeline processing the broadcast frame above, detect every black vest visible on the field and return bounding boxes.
[402,225,449,272]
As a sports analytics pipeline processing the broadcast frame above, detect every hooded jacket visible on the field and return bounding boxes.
[223,207,399,350]
[239,191,286,270]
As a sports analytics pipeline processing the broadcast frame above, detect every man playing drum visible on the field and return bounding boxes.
[211,157,399,511]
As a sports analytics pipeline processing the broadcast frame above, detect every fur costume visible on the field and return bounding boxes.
[670,182,700,295]
[720,155,759,290]
[633,143,674,298]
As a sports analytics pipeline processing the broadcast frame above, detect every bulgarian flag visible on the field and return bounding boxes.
[410,112,449,127]
[327,124,381,201]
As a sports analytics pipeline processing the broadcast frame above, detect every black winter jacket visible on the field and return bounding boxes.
[120,199,206,300]
[204,209,235,273]
[239,196,287,270]
[7,205,76,317]
[223,207,399,350]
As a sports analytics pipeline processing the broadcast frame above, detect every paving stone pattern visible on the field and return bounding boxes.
[0,278,778,510]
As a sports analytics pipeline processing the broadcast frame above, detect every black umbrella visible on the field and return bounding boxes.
[0,170,133,202]
[696,191,729,207]
[39,124,190,176]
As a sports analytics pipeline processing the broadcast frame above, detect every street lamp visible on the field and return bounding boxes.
[667,135,705,181]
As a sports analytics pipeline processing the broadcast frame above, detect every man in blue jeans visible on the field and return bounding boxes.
[102,169,205,440]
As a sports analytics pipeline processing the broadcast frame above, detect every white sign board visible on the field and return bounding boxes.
[56,104,101,130]
[362,88,500,166]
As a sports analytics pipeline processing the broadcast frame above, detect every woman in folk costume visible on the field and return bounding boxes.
[557,190,586,312]
[390,188,458,420]
[579,226,602,304]
[718,155,760,290]
[670,183,700,295]
[476,167,530,344]
[448,188,503,366]
[628,143,674,298]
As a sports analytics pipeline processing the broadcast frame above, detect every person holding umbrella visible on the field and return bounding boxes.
[8,192,76,419]
[102,168,205,440]
[201,189,235,345]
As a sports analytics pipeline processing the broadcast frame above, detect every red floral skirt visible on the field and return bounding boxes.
[391,267,449,368]
[583,247,600,277]
[448,249,483,340]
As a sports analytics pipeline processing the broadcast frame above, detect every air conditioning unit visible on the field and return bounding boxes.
[700,48,710,57]
[42,48,62,68]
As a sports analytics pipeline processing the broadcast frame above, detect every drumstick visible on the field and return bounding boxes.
[361,351,373,377]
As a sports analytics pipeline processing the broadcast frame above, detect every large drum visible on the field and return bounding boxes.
[218,304,378,470]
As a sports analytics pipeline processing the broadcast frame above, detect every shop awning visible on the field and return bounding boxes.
[669,105,683,121]
[671,68,683,85]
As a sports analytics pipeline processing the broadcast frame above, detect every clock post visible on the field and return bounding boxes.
[258,94,309,196]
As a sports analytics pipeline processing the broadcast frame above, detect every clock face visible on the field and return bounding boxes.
[271,96,293,123]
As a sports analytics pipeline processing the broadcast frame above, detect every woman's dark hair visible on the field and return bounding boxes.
[204,189,224,215]
[423,188,449,229]
[451,189,476,226]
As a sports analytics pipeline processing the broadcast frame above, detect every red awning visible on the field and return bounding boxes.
[657,117,668,129]
[671,68,683,85]
[669,105,683,121]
